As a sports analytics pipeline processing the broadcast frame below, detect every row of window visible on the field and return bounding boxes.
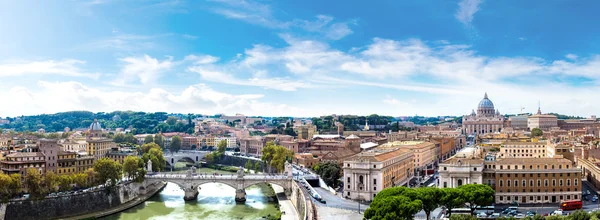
[485,164,570,170]
[498,194,578,202]
[499,173,575,178]
[498,178,578,187]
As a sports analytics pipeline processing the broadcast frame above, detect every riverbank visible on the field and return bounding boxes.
[62,182,166,220]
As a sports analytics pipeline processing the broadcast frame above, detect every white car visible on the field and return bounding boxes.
[489,213,500,218]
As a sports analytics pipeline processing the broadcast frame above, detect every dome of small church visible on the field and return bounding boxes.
[89,119,102,131]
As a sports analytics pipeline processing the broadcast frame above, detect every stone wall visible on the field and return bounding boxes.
[2,182,152,220]
[290,180,317,220]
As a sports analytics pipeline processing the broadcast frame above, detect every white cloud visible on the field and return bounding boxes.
[455,0,483,25]
[184,54,220,64]
[188,66,310,91]
[0,81,303,117]
[565,53,578,60]
[79,34,170,51]
[209,0,354,40]
[182,34,199,40]
[118,54,174,84]
[0,59,99,79]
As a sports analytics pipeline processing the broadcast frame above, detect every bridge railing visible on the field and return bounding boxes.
[145,173,291,180]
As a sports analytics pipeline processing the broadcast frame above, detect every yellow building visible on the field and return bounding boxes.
[379,141,437,174]
[86,119,115,159]
[57,151,77,175]
[499,141,548,158]
[203,136,215,148]
[76,155,95,173]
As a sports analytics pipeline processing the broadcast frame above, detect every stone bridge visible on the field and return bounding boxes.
[164,150,209,167]
[143,163,293,202]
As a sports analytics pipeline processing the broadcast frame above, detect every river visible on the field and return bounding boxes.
[102,164,279,220]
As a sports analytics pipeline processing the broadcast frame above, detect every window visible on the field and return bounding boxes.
[537,180,541,187]
[374,187,377,191]
[552,180,556,187]
[545,179,548,187]
[514,180,518,187]
[567,179,571,186]
[347,177,351,183]
[374,179,377,185]
[507,180,510,187]
[474,167,477,171]
[443,182,447,188]
[529,180,533,187]
[499,180,503,187]
[443,167,447,171]
[575,179,578,186]
[373,165,376,168]
[559,179,563,186]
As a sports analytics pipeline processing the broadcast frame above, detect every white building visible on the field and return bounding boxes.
[214,137,237,148]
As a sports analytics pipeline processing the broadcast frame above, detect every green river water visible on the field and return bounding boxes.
[101,164,279,220]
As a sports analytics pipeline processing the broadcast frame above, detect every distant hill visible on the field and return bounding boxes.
[0,111,198,134]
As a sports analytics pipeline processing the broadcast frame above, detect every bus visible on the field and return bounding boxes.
[450,208,472,215]
[559,200,582,211]
[475,205,495,215]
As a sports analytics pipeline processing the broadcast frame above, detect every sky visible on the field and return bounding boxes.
[0,0,599,117]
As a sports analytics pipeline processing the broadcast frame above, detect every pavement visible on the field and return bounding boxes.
[312,187,370,212]
[271,184,299,220]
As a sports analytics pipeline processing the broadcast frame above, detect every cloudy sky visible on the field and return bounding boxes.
[0,0,599,117]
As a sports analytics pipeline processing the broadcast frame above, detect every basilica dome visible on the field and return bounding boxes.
[478,93,495,110]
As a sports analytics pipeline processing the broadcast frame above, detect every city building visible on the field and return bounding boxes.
[57,150,77,175]
[86,119,115,159]
[462,93,505,135]
[295,125,317,140]
[182,136,199,150]
[39,139,59,173]
[0,152,46,176]
[107,148,137,164]
[343,147,414,201]
[240,136,265,157]
[76,154,95,173]
[293,153,319,168]
[438,147,484,188]
[378,141,437,175]
[528,108,558,131]
[214,136,237,148]
[509,114,529,131]
[499,142,548,158]
[60,140,87,153]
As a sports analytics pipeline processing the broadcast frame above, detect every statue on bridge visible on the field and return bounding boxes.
[237,166,244,178]
[147,159,153,173]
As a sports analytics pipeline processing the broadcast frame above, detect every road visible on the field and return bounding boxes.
[271,184,299,220]
[312,187,370,212]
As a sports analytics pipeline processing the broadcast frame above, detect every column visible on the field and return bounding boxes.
[235,189,247,203]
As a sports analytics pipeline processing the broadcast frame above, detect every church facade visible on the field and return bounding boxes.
[462,93,505,135]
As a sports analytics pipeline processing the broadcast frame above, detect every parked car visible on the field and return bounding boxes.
[515,214,525,218]
[526,211,536,217]
[476,212,488,218]
[593,195,598,202]
[489,213,500,218]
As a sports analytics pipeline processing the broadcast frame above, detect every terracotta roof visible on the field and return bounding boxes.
[6,152,44,157]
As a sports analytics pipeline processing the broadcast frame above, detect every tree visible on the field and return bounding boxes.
[439,188,466,217]
[531,128,543,137]
[450,215,477,220]
[144,135,154,144]
[44,171,59,193]
[154,134,165,148]
[123,156,144,180]
[0,173,20,201]
[416,187,442,220]
[458,184,495,215]
[142,142,161,154]
[261,141,293,173]
[124,133,137,145]
[217,140,227,153]
[25,168,45,199]
[170,136,182,153]
[570,210,591,220]
[254,161,262,172]
[364,187,422,220]
[113,133,126,143]
[166,116,178,126]
[314,162,341,188]
[142,148,166,172]
[84,168,97,186]
[72,173,88,188]
[93,158,123,189]
[245,160,253,172]
[58,175,72,192]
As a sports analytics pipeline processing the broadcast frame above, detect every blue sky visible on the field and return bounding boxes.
[1,0,599,117]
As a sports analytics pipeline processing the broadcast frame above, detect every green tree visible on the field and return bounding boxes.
[416,187,442,220]
[8,174,21,199]
[531,128,543,137]
[439,187,466,217]
[154,134,165,148]
[450,215,477,220]
[93,158,123,189]
[245,160,253,172]
[58,175,72,192]
[314,162,341,188]
[123,156,144,180]
[142,142,161,154]
[364,187,422,220]
[254,161,262,172]
[44,171,59,193]
[124,133,137,145]
[170,136,182,153]
[0,173,20,201]
[113,133,126,143]
[25,168,45,200]
[261,141,293,173]
[458,184,495,215]
[144,135,154,144]
[142,148,166,172]
[72,173,88,188]
[85,168,97,187]
[570,210,591,220]
[166,116,178,126]
[217,140,227,153]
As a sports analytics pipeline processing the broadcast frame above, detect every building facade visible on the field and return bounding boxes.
[0,152,46,176]
[499,142,548,158]
[379,141,437,174]
[343,148,414,201]
[462,93,505,135]
[528,108,558,131]
[39,139,59,173]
